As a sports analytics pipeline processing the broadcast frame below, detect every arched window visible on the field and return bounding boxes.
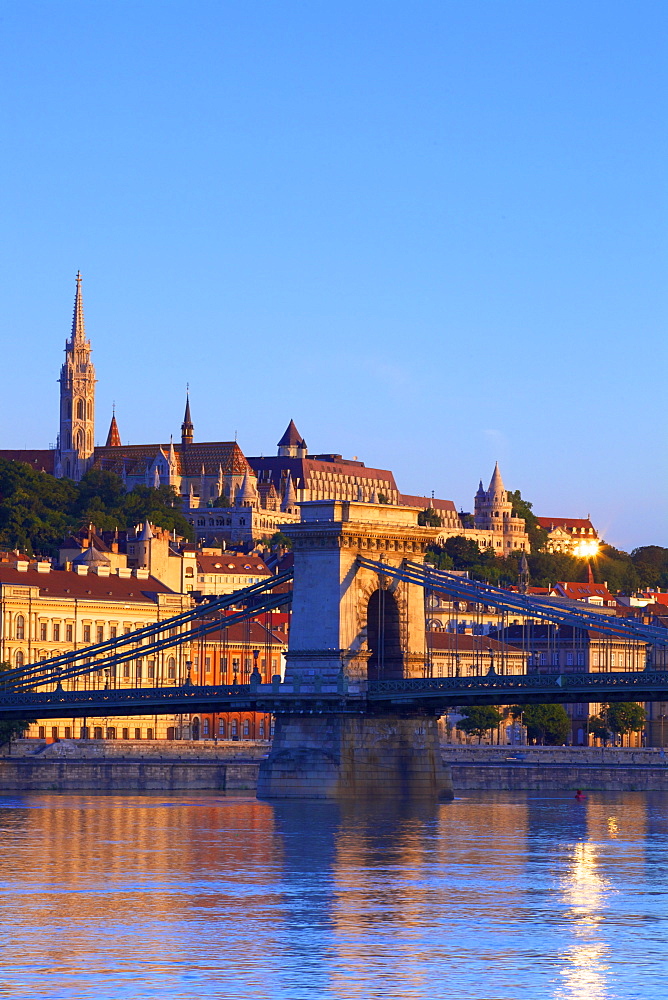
[15,615,25,640]
[87,400,93,420]
[168,656,176,679]
[75,429,84,451]
[65,459,71,476]
[76,399,85,420]
[15,650,24,668]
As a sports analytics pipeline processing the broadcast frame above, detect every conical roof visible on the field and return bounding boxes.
[138,519,153,541]
[282,471,297,510]
[105,412,121,447]
[74,545,109,565]
[236,471,256,505]
[487,462,506,497]
[277,420,303,448]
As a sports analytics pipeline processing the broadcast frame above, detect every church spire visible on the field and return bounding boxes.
[181,387,194,446]
[105,408,121,447]
[71,270,86,343]
[56,271,96,480]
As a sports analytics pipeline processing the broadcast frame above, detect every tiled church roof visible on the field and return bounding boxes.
[92,441,250,477]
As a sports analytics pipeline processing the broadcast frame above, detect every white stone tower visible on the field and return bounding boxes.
[56,272,96,480]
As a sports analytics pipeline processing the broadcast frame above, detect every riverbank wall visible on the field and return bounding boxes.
[1,741,667,793]
[444,745,668,791]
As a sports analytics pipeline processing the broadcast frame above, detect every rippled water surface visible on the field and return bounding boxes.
[0,791,666,999]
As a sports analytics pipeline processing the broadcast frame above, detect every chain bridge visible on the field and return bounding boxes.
[2,500,666,799]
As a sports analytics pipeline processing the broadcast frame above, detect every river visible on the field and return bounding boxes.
[0,791,665,999]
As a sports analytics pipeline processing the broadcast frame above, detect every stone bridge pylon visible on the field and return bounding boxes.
[257,500,454,800]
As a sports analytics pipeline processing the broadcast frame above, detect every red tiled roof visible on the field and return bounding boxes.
[248,455,398,493]
[196,554,271,575]
[428,632,523,653]
[400,494,458,514]
[0,450,56,474]
[536,517,597,534]
[640,592,668,605]
[0,565,172,602]
[552,581,615,602]
[198,619,287,645]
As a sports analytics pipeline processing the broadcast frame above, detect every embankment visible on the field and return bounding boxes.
[0,741,666,793]
[443,745,668,792]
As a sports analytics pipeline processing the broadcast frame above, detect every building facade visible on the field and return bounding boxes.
[0,553,192,740]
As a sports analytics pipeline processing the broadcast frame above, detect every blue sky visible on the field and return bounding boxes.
[0,1,665,551]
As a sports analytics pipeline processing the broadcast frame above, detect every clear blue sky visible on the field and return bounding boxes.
[0,1,665,552]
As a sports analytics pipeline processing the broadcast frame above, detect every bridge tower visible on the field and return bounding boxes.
[257,500,454,801]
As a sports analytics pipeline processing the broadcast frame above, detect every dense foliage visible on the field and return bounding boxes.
[514,704,571,745]
[425,536,668,591]
[590,703,646,746]
[0,460,194,557]
[423,491,668,595]
[455,706,503,743]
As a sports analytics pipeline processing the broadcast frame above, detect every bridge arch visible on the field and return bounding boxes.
[366,588,403,680]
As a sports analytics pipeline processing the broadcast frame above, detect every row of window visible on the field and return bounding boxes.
[13,650,179,677]
[529,651,638,668]
[192,655,279,672]
[12,617,171,643]
[38,725,154,740]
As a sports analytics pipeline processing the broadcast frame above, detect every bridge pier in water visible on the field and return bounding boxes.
[257,712,453,800]
[257,499,454,800]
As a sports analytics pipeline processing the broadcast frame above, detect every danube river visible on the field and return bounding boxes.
[0,791,666,999]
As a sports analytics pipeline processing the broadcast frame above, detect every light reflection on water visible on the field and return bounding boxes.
[0,792,666,999]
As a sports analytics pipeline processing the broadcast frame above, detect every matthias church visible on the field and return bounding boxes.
[1,274,598,554]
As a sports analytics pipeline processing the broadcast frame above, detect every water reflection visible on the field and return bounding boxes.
[0,793,664,999]
[558,841,611,1000]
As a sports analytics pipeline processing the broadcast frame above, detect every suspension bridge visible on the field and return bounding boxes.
[2,499,666,798]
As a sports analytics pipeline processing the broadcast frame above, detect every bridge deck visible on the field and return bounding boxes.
[2,670,668,720]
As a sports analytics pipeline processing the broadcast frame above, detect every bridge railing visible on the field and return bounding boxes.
[356,556,668,647]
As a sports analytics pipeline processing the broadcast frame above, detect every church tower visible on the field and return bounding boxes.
[56,272,96,480]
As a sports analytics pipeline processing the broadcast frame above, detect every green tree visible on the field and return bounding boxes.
[506,489,549,553]
[270,531,292,550]
[631,546,668,589]
[0,460,194,555]
[607,702,646,746]
[418,507,443,528]
[520,704,571,745]
[588,713,612,746]
[456,706,503,744]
